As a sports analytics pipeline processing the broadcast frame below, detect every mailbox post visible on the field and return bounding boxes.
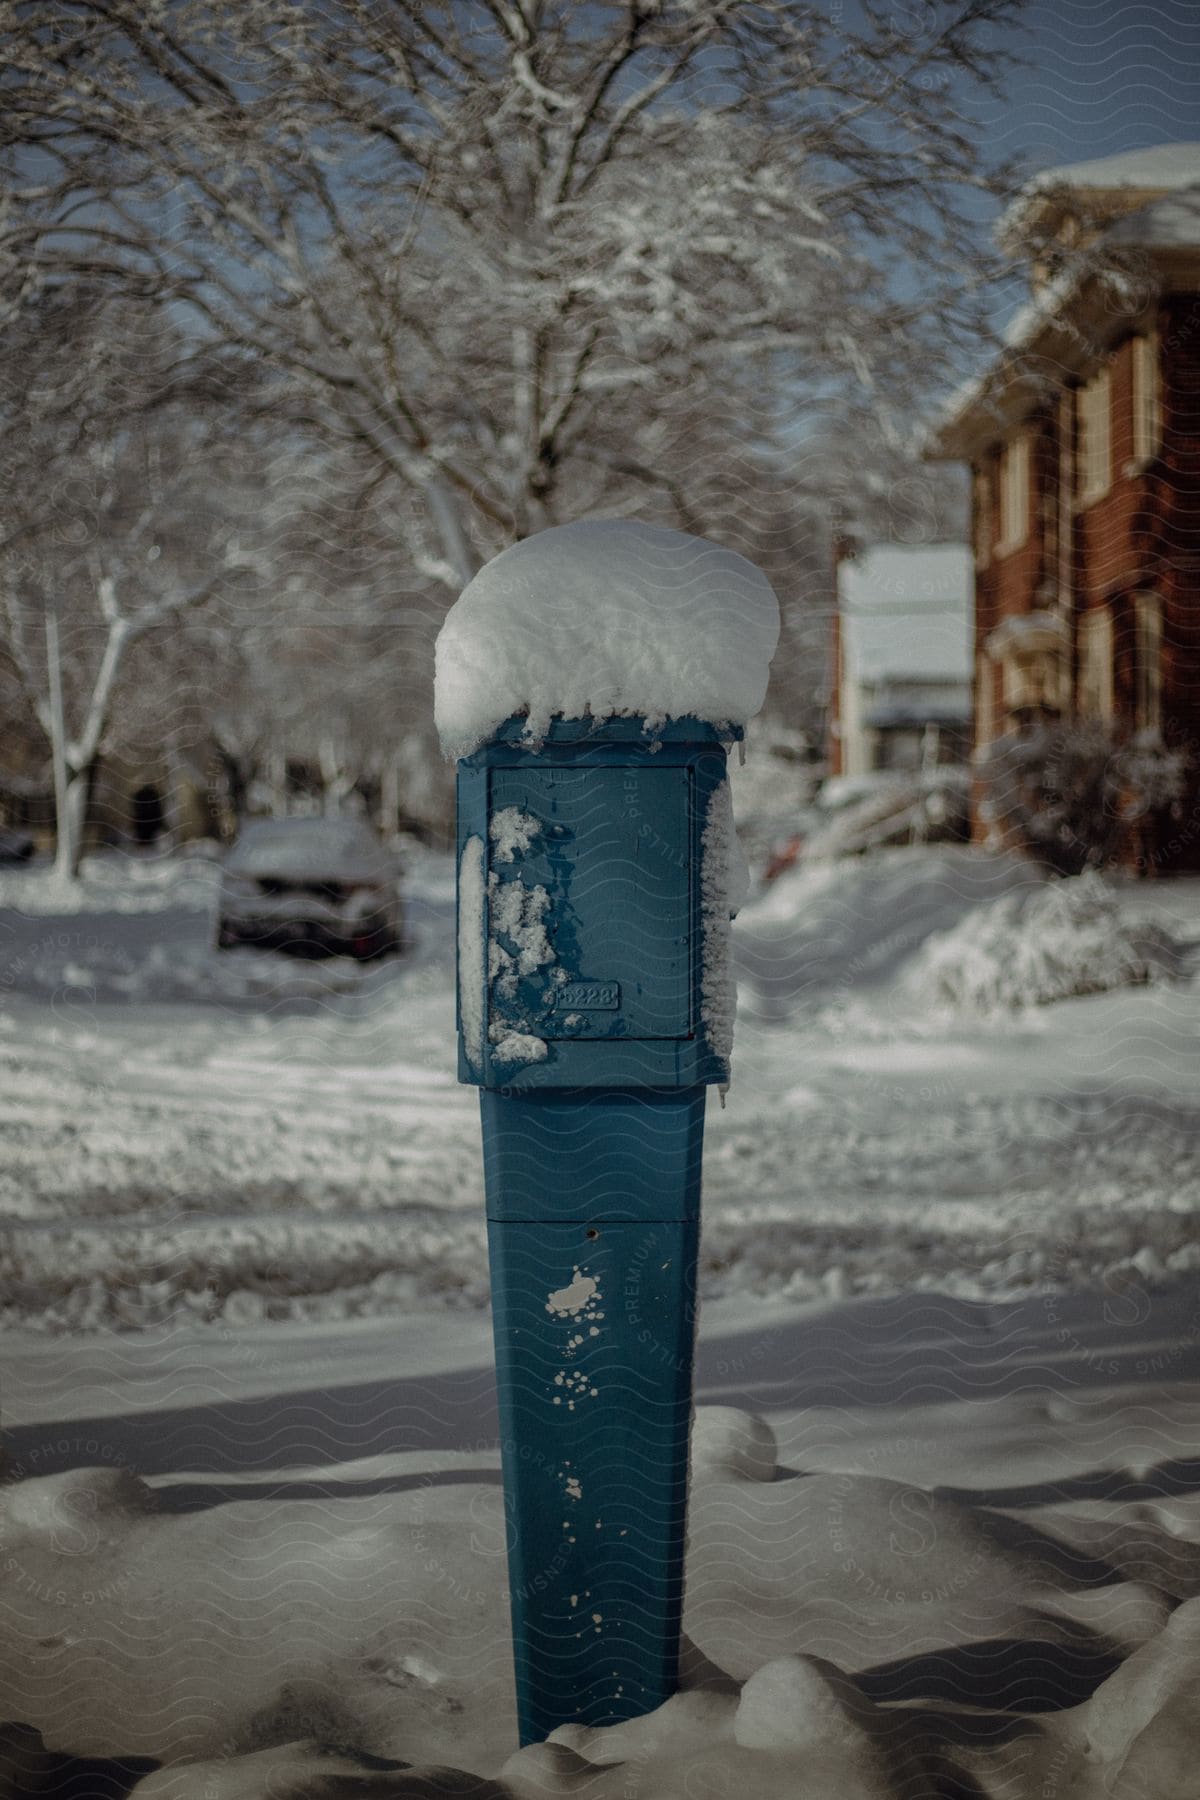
[456,714,739,1745]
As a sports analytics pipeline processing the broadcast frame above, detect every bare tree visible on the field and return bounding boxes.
[203,434,453,831]
[0,297,260,873]
[1,0,1024,607]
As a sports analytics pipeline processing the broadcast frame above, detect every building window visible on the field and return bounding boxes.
[1077,368,1111,504]
[876,728,924,774]
[973,469,992,570]
[1132,332,1160,465]
[1078,606,1114,719]
[996,435,1029,554]
[1001,652,1066,721]
[1134,593,1163,733]
[976,652,994,748]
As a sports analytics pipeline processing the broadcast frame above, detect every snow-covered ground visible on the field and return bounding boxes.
[6,1291,1200,1796]
[3,841,1200,1796]
[0,844,1196,1331]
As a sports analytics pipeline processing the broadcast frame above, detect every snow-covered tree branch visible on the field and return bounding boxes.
[1,0,1026,610]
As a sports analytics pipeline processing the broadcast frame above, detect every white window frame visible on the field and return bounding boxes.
[1078,606,1114,720]
[1134,592,1163,734]
[975,651,994,748]
[996,434,1029,555]
[999,649,1067,718]
[1077,367,1111,506]
[1132,331,1161,466]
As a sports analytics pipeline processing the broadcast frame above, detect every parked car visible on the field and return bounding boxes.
[0,826,35,864]
[216,818,404,959]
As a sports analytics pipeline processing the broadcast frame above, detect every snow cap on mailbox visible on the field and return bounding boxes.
[434,519,779,758]
[437,519,779,1091]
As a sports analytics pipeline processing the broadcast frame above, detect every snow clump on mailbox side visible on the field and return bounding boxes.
[433,519,780,758]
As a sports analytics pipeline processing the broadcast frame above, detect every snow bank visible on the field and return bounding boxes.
[690,1407,776,1483]
[0,849,218,916]
[741,844,1036,939]
[8,1391,1200,1798]
[7,934,384,1004]
[434,520,779,757]
[4,846,1198,1335]
[905,871,1186,1013]
[736,845,1043,1013]
[0,843,446,1007]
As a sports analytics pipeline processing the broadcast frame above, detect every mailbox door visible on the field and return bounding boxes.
[456,719,734,1089]
[488,764,691,1046]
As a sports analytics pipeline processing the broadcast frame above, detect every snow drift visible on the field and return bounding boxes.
[2,848,1198,1330]
[4,1396,1200,1798]
[736,845,1044,1014]
[905,871,1187,1012]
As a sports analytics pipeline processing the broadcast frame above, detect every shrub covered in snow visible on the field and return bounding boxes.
[905,872,1186,1012]
[979,720,1187,875]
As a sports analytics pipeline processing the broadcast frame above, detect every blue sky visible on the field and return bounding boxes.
[986,0,1200,174]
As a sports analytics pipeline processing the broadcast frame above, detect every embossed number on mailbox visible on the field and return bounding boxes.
[555,982,620,1010]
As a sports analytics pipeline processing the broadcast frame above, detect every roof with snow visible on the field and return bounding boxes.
[929,144,1200,459]
[1022,142,1200,194]
[995,182,1200,353]
[1000,142,1200,243]
[837,544,971,686]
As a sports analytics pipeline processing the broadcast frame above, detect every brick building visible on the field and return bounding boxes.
[929,144,1200,872]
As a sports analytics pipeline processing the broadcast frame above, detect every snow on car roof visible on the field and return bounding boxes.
[226,817,395,881]
[434,518,780,758]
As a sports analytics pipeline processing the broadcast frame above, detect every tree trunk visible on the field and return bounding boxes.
[61,768,91,879]
[379,755,400,838]
[268,748,288,817]
[213,744,249,839]
[45,609,76,879]
[163,735,187,848]
[319,736,355,817]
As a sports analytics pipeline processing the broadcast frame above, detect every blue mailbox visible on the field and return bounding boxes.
[456,714,739,1746]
